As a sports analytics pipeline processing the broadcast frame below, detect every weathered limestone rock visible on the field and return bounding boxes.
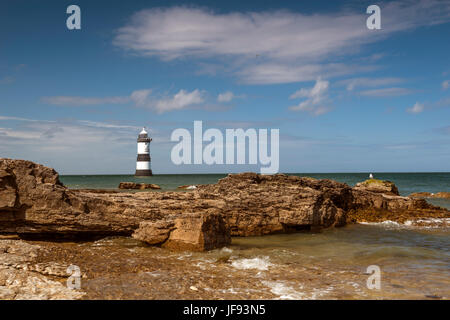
[0,159,448,244]
[0,240,85,300]
[118,182,161,190]
[353,179,399,196]
[132,220,176,245]
[133,213,231,251]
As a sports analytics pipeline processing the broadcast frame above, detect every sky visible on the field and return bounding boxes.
[0,0,449,174]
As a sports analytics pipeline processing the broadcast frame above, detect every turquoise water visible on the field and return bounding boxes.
[60,172,450,195]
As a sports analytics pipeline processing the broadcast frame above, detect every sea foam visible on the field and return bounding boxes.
[231,256,273,271]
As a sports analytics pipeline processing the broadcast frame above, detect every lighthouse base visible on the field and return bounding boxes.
[135,169,153,176]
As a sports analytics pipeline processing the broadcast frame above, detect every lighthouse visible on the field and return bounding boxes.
[135,128,152,176]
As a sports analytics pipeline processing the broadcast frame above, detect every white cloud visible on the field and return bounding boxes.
[289,79,331,115]
[217,91,234,102]
[237,63,375,85]
[153,89,205,113]
[0,117,145,173]
[0,76,14,84]
[442,80,449,90]
[359,87,413,97]
[42,88,208,113]
[113,2,450,84]
[0,116,55,122]
[41,96,130,106]
[407,102,425,114]
[130,89,152,106]
[338,77,404,91]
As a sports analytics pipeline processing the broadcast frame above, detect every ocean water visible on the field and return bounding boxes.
[60,172,450,194]
[56,224,450,299]
[60,172,450,208]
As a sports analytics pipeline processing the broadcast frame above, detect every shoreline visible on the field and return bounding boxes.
[1,222,449,300]
[1,158,449,300]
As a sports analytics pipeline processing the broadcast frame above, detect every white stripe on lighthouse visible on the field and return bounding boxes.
[137,142,149,154]
[136,161,150,170]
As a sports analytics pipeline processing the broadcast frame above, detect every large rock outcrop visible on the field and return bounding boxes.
[132,213,231,251]
[1,159,448,248]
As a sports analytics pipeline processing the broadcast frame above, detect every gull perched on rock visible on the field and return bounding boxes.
[369,173,374,179]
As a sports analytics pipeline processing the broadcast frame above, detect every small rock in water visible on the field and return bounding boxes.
[178,185,197,190]
[118,182,160,190]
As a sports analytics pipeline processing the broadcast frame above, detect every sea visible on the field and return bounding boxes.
[58,172,450,299]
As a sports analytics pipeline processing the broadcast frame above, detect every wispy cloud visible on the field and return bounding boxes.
[153,89,205,113]
[42,88,216,113]
[407,102,425,114]
[337,77,404,91]
[442,80,449,90]
[113,2,450,84]
[360,87,414,97]
[435,125,450,135]
[289,79,331,115]
[0,76,14,84]
[0,115,55,122]
[0,117,145,173]
[217,91,234,102]
[237,63,375,85]
[41,95,130,106]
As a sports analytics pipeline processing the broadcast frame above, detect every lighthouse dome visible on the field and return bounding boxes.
[137,127,151,142]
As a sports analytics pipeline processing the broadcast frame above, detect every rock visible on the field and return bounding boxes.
[132,220,176,245]
[133,213,231,251]
[0,159,448,240]
[353,179,399,196]
[0,240,85,300]
[434,192,450,199]
[118,182,161,190]
[409,192,450,199]
[178,185,196,190]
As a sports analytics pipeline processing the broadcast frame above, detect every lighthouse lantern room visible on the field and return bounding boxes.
[135,128,152,176]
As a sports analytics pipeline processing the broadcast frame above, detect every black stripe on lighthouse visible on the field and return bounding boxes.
[137,154,150,161]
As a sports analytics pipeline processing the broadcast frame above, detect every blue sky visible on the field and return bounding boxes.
[0,0,449,174]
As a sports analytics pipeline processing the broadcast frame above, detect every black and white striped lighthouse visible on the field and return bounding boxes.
[135,128,152,176]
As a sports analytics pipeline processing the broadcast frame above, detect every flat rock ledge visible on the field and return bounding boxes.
[1,158,449,251]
